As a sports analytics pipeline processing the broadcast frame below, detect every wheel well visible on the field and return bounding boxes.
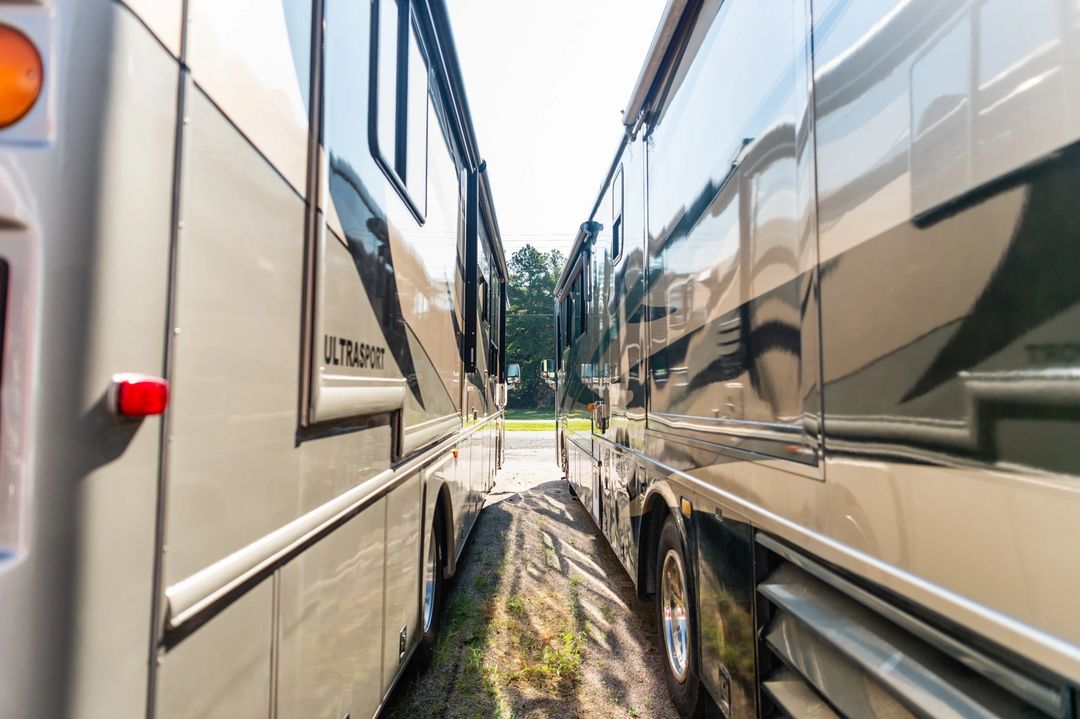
[637,495,672,601]
[434,485,453,579]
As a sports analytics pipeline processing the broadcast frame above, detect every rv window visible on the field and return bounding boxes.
[576,272,586,339]
[498,281,507,380]
[478,230,492,328]
[370,0,428,220]
[564,293,574,346]
[612,217,622,262]
[373,0,398,168]
[556,312,563,368]
[489,258,499,328]
[404,20,428,208]
[612,168,624,261]
[478,275,489,326]
[570,282,578,339]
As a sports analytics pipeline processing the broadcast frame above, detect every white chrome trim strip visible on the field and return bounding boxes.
[756,534,1067,716]
[165,466,394,630]
[311,376,407,423]
[600,441,1080,683]
[622,0,691,127]
[403,413,462,455]
[164,411,502,633]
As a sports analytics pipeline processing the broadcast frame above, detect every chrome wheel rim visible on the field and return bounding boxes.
[661,548,690,683]
[422,524,437,633]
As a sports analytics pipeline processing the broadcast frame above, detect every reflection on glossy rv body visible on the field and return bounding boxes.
[0,1,506,717]
[556,0,1080,716]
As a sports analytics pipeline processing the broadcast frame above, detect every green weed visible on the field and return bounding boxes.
[506,596,525,615]
[536,631,584,681]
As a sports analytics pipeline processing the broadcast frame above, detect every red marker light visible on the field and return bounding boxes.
[112,374,169,417]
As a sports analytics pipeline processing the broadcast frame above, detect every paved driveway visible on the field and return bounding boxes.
[384,432,679,719]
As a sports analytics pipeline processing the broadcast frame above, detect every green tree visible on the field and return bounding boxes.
[505,244,564,410]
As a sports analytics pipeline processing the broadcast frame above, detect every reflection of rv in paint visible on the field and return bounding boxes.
[0,1,507,717]
[555,0,1080,716]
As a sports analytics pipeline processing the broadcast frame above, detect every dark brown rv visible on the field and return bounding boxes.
[555,0,1080,716]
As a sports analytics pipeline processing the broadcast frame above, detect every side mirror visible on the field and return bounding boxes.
[540,359,557,388]
[507,363,522,388]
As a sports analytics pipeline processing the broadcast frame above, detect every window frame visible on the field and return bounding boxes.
[564,256,588,343]
[577,272,587,339]
[368,0,429,223]
[612,166,624,262]
[463,170,505,375]
[497,281,507,382]
[564,297,573,346]
[556,309,563,369]
[478,273,489,328]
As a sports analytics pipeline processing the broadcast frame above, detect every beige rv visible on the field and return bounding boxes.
[0,1,507,717]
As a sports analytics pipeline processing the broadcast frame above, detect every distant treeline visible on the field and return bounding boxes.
[505,244,564,410]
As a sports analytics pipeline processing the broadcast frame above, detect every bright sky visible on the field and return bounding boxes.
[448,0,667,257]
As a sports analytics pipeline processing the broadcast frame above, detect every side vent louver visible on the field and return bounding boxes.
[755,534,1073,719]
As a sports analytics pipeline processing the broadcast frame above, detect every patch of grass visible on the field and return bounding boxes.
[569,574,583,588]
[506,596,525,615]
[465,645,486,674]
[446,595,478,634]
[535,630,584,681]
[504,420,555,432]
[504,407,554,420]
[543,545,558,568]
[385,566,507,719]
[570,591,587,625]
[600,603,616,622]
[473,574,494,593]
[504,419,592,432]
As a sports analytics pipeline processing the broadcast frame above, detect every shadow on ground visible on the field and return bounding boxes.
[383,436,677,719]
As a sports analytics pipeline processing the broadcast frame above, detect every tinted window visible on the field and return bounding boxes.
[370,0,428,218]
[478,276,489,325]
[374,0,398,167]
[556,312,563,366]
[565,293,574,345]
[612,168,624,260]
[646,0,810,461]
[489,259,499,330]
[478,232,491,326]
[282,0,313,110]
[324,0,372,182]
[405,21,428,208]
[575,273,586,338]
[649,0,795,247]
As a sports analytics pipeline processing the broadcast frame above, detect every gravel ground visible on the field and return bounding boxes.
[383,432,679,719]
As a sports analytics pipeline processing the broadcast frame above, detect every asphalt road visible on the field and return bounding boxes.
[384,431,679,719]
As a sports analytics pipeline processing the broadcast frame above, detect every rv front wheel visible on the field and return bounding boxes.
[420,509,446,651]
[656,515,711,718]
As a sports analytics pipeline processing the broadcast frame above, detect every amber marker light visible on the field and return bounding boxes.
[0,25,43,128]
